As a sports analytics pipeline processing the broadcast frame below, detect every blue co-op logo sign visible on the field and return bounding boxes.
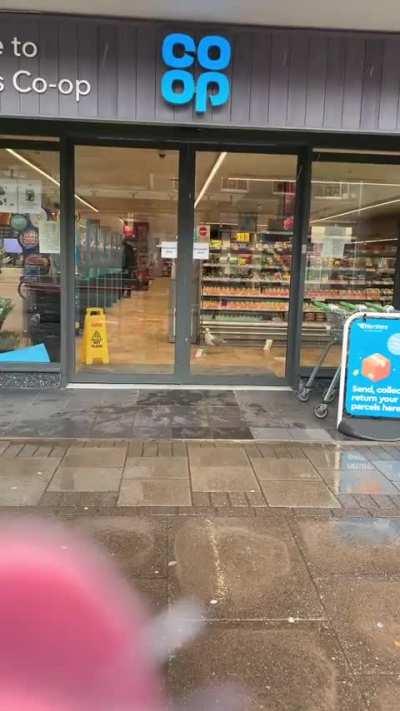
[161,33,231,114]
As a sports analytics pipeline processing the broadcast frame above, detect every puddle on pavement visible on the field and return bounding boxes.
[323,468,394,495]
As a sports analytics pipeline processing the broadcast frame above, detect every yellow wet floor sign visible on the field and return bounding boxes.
[81,308,110,365]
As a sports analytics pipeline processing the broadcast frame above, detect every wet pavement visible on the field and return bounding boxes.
[13,508,400,710]
[0,388,343,441]
[1,439,400,514]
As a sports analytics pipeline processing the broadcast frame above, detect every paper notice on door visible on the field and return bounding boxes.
[0,179,18,213]
[18,180,42,213]
[193,242,210,260]
[39,221,60,253]
[161,241,177,258]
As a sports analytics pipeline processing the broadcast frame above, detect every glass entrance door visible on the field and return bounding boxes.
[74,145,179,376]
[190,151,297,379]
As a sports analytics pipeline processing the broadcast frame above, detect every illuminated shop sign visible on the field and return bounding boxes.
[161,33,231,113]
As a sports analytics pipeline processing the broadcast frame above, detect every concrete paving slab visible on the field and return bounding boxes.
[0,455,59,504]
[169,517,323,619]
[124,456,188,479]
[48,466,122,492]
[261,480,341,508]
[293,516,400,577]
[0,475,51,506]
[251,457,319,480]
[292,429,334,442]
[250,427,294,440]
[188,446,249,467]
[190,465,259,493]
[318,577,400,674]
[168,626,365,711]
[118,479,191,506]
[319,468,399,495]
[0,456,60,477]
[62,446,127,468]
[70,515,168,578]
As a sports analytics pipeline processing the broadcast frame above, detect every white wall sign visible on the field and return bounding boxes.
[17,180,42,213]
[39,221,60,254]
[161,241,177,258]
[193,242,210,260]
[0,178,42,213]
[0,179,18,212]
[0,36,91,103]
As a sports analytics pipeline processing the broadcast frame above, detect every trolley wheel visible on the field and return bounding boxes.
[297,382,311,402]
[314,403,329,419]
[323,390,337,404]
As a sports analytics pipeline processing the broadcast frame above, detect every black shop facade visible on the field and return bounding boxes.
[0,11,399,389]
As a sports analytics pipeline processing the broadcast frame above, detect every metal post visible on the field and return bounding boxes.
[175,146,196,379]
[60,137,76,384]
[286,147,312,387]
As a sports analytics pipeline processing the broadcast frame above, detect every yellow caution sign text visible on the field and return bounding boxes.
[81,308,110,365]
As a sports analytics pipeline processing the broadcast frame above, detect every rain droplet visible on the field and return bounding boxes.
[168,560,177,567]
[210,599,218,606]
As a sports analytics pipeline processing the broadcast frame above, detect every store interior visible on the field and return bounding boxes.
[0,142,399,379]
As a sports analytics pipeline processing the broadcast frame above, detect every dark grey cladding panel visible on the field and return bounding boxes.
[1,12,400,133]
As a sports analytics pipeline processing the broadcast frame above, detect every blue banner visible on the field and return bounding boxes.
[345,316,400,420]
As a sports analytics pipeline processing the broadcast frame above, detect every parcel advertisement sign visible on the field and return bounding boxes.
[339,314,400,422]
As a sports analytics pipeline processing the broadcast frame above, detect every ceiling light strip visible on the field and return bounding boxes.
[232,176,400,188]
[194,152,227,208]
[5,148,99,213]
[310,195,400,224]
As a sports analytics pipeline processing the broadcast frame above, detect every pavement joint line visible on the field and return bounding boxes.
[193,617,327,623]
[286,512,358,680]
[1,436,400,447]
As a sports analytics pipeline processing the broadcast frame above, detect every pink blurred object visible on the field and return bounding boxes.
[0,520,164,711]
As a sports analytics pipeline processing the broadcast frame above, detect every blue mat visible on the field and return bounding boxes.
[0,343,50,363]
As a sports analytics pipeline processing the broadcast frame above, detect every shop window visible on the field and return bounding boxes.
[0,147,61,364]
[300,159,400,370]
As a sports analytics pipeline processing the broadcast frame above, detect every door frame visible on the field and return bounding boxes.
[64,136,305,385]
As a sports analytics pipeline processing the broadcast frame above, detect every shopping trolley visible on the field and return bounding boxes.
[297,301,348,414]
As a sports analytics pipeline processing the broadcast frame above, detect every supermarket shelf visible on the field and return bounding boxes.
[202,277,392,287]
[202,277,290,284]
[199,223,395,344]
[202,307,288,313]
[202,294,391,303]
[202,293,289,300]
[203,264,289,270]
[306,265,395,271]
[201,319,329,343]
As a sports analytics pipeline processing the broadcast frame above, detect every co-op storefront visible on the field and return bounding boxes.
[0,12,400,389]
